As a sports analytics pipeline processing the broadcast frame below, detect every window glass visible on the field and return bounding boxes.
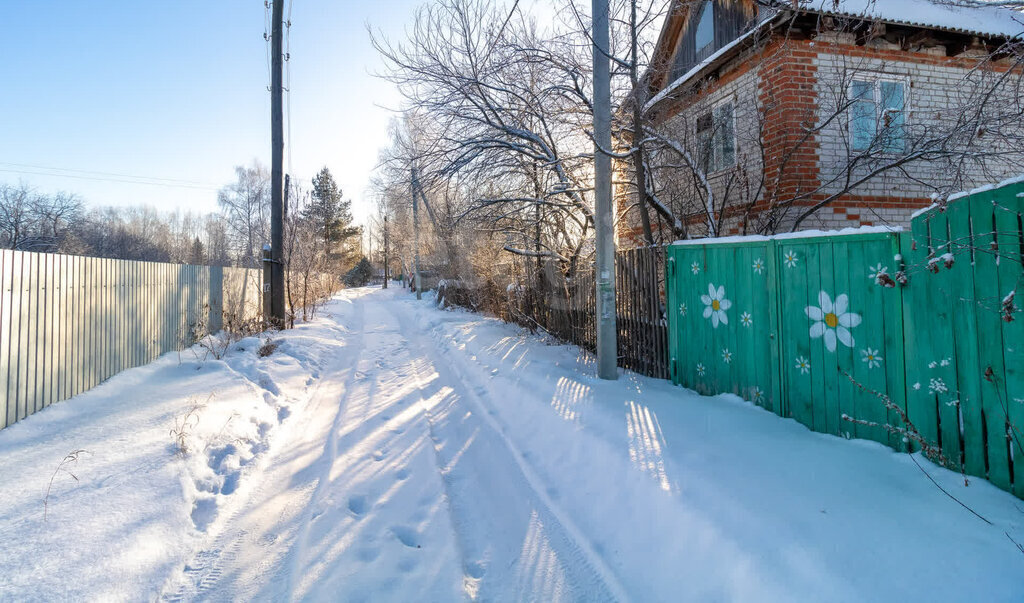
[696,112,714,173]
[696,102,735,173]
[851,79,876,152]
[695,2,714,53]
[879,81,906,153]
[715,103,735,169]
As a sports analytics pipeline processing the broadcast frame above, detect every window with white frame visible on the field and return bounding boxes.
[850,78,907,153]
[696,102,735,174]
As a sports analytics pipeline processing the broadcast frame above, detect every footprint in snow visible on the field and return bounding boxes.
[372,450,386,461]
[348,495,368,516]
[390,525,421,548]
[357,546,380,562]
[395,468,410,481]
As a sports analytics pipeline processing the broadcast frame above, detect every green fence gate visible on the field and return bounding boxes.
[667,178,1024,498]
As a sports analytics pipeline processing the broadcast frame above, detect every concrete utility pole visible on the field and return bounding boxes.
[592,0,618,380]
[269,0,286,328]
[411,167,422,300]
[383,214,389,289]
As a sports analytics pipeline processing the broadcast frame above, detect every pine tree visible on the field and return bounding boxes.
[304,167,354,248]
[344,256,375,287]
[188,237,205,265]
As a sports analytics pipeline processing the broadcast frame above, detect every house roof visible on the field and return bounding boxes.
[643,0,1024,114]
[797,0,1024,40]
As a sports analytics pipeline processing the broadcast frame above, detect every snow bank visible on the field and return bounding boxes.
[0,311,348,600]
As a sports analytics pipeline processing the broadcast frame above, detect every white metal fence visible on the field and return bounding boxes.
[1,250,266,429]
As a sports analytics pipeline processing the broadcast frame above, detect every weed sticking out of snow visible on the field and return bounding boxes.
[170,397,208,457]
[43,449,90,521]
[258,339,279,358]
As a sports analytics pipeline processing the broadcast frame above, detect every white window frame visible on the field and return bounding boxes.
[696,97,737,174]
[848,75,910,155]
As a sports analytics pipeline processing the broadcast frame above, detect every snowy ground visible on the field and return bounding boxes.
[1,286,1023,602]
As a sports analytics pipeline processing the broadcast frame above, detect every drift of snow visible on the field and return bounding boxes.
[0,287,1022,601]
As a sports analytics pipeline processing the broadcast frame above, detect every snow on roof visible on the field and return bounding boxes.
[645,1,1022,112]
[644,23,770,113]
[797,0,1024,39]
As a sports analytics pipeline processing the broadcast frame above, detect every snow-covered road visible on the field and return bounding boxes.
[165,288,621,601]
[2,286,1024,602]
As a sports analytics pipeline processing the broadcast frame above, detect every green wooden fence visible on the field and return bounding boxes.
[667,178,1024,497]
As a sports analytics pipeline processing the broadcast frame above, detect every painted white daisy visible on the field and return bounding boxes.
[696,362,706,376]
[752,387,764,403]
[700,283,731,328]
[752,258,765,274]
[795,356,811,374]
[929,378,948,394]
[691,261,700,275]
[868,263,888,281]
[861,347,882,369]
[679,303,687,317]
[740,312,753,327]
[805,291,861,352]
[721,349,733,364]
[784,250,799,268]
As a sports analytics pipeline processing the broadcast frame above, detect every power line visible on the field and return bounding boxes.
[0,168,222,191]
[0,161,221,187]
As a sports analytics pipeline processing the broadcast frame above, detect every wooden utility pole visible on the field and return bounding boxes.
[411,167,422,300]
[592,0,618,380]
[269,0,286,327]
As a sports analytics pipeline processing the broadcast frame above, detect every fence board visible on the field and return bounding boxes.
[0,251,10,429]
[970,192,1014,490]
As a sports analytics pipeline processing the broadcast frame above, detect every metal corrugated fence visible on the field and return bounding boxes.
[0,251,264,429]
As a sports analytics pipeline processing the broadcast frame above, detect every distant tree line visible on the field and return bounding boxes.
[0,163,363,280]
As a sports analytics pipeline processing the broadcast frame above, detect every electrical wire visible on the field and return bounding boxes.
[0,161,221,187]
[0,168,221,191]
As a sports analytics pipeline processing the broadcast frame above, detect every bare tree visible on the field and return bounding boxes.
[217,162,270,267]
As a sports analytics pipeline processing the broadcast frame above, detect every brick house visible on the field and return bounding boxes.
[617,0,1024,244]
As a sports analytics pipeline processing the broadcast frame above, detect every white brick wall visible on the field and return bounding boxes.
[813,45,1024,201]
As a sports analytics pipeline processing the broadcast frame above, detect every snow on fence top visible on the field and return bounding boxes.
[910,172,1024,220]
[671,225,901,246]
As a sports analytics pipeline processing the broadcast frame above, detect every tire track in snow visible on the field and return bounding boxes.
[277,298,369,599]
[389,297,630,603]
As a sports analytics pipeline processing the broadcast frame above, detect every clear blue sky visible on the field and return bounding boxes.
[0,0,424,224]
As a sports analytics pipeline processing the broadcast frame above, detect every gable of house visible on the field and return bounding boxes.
[619,0,1024,243]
